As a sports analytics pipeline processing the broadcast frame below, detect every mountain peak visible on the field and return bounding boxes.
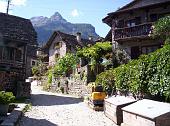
[50,12,66,22]
[30,16,49,26]
[30,12,100,43]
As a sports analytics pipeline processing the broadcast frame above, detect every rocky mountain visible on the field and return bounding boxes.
[30,12,100,44]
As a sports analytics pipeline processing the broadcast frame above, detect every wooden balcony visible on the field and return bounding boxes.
[114,22,153,41]
[0,46,26,69]
[0,59,25,68]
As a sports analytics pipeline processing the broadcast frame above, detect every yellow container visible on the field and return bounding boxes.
[91,92,106,101]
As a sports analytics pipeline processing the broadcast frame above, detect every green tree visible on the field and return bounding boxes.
[53,53,78,77]
[77,42,112,69]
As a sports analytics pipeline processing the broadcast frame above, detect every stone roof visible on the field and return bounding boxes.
[103,0,170,26]
[117,0,170,12]
[0,12,37,45]
[44,31,95,50]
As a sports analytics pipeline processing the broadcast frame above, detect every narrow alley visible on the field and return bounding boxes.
[19,82,116,126]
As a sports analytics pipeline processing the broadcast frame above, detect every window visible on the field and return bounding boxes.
[15,49,22,62]
[55,53,60,59]
[150,14,158,22]
[67,45,72,53]
[126,19,136,27]
[125,17,141,27]
[131,46,140,59]
[53,42,62,49]
[142,45,160,54]
[118,20,125,28]
[31,61,36,66]
[135,17,141,25]
[3,47,14,60]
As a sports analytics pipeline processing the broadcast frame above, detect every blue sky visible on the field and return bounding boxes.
[0,0,132,37]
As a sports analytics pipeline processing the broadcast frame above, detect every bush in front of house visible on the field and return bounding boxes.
[96,16,170,101]
[95,43,170,102]
[95,69,115,94]
[153,16,170,39]
[0,91,15,105]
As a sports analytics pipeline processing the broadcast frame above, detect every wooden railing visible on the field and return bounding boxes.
[0,46,25,68]
[114,22,153,40]
[0,59,24,68]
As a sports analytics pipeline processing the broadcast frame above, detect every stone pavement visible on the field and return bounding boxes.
[19,81,117,126]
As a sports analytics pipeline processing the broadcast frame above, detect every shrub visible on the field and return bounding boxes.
[48,70,53,84]
[153,16,170,39]
[95,69,115,92]
[95,16,170,101]
[95,43,170,102]
[0,91,15,104]
[146,44,170,100]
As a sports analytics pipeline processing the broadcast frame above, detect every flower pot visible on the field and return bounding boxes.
[0,104,9,116]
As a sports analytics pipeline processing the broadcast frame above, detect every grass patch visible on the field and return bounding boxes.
[22,104,32,113]
[13,97,27,103]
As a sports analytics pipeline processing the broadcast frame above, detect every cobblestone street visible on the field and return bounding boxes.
[19,82,116,126]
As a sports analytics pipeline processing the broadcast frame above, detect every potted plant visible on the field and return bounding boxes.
[0,91,15,115]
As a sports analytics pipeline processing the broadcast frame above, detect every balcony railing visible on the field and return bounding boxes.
[114,22,153,41]
[0,59,24,68]
[0,46,25,68]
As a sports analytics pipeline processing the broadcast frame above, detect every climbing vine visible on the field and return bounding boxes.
[77,42,112,69]
[53,53,78,77]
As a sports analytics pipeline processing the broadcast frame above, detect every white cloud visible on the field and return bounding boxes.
[71,9,79,17]
[0,1,7,13]
[0,0,27,13]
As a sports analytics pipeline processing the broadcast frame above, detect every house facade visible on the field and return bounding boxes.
[0,13,37,97]
[103,0,170,59]
[44,31,94,66]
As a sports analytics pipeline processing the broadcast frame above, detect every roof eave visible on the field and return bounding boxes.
[102,15,113,27]
[43,31,57,49]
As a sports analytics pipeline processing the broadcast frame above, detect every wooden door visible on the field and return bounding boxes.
[131,46,140,59]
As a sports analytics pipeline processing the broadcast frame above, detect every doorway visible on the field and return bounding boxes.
[131,46,140,59]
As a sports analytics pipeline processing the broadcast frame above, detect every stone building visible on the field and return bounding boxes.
[0,13,37,97]
[43,31,99,96]
[43,31,94,66]
[103,0,170,59]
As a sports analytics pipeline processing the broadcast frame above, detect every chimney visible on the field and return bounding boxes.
[88,35,93,41]
[76,32,81,43]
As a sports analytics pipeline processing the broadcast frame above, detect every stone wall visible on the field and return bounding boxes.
[49,36,67,66]
[16,82,31,98]
[0,71,17,95]
[49,64,104,97]
[0,71,31,98]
